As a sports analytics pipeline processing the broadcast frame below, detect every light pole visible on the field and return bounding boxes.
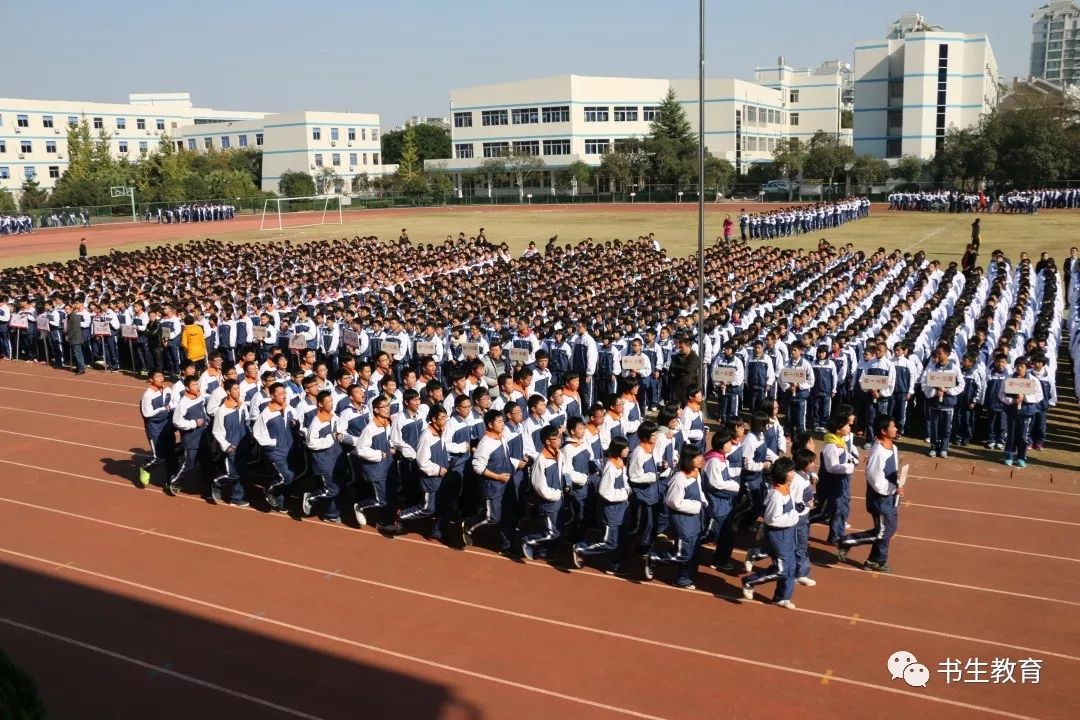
[696,0,707,402]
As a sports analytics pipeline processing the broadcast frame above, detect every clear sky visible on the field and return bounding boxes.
[10,0,1034,126]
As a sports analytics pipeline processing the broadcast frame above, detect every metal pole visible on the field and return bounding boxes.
[697,0,707,404]
[129,187,136,224]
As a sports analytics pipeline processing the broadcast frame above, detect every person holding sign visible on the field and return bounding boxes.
[711,343,744,424]
[838,416,904,573]
[919,343,965,459]
[0,300,10,360]
[999,357,1044,468]
[860,343,896,450]
[779,343,815,436]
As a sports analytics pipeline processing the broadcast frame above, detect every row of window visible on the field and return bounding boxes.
[313,152,380,167]
[1,139,61,154]
[460,138,616,158]
[0,166,61,180]
[742,136,780,152]
[743,105,788,125]
[0,113,170,132]
[311,127,378,142]
[455,105,662,128]
[185,133,264,151]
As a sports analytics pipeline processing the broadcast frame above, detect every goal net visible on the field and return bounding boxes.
[259,196,344,232]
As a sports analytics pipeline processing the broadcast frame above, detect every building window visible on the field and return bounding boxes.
[24,166,36,180]
[789,90,800,103]
[481,110,509,126]
[361,128,367,140]
[331,127,339,141]
[156,118,165,131]
[139,141,148,153]
[188,138,197,151]
[16,114,29,128]
[511,107,539,124]
[315,153,323,166]
[67,115,78,126]
[93,117,103,129]
[238,134,248,147]
[0,167,8,179]
[746,106,757,124]
[220,136,230,149]
[372,129,379,141]
[372,152,379,164]
[768,137,776,151]
[175,141,183,151]
[790,112,799,126]
[45,140,56,153]
[204,137,213,150]
[511,140,540,155]
[613,106,638,122]
[542,106,570,123]
[49,165,60,179]
[255,133,264,146]
[116,117,126,130]
[542,139,571,155]
[453,111,473,128]
[455,143,474,159]
[886,138,902,158]
[0,140,4,153]
[42,115,54,128]
[312,127,321,140]
[119,141,129,153]
[584,106,609,122]
[482,142,510,158]
[643,105,661,121]
[349,152,357,165]
[332,153,341,166]
[20,141,31,153]
[362,153,368,165]
[584,138,609,154]
[348,128,356,141]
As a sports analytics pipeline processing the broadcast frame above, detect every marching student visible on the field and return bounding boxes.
[648,444,706,590]
[703,429,741,572]
[809,345,836,433]
[351,394,401,534]
[625,421,662,579]
[790,448,817,587]
[1000,356,1044,468]
[300,390,347,523]
[739,411,777,531]
[571,436,631,575]
[653,406,684,539]
[838,416,902,572]
[679,386,707,454]
[442,394,475,528]
[741,456,800,609]
[521,425,566,561]
[209,379,250,506]
[779,343,815,436]
[811,414,857,546]
[560,416,594,541]
[139,370,174,484]
[166,375,208,497]
[920,343,965,458]
[463,409,516,554]
[399,405,451,542]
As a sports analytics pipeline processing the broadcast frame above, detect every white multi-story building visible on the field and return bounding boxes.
[0,92,388,195]
[853,15,1001,160]
[428,67,847,189]
[1030,1,1080,88]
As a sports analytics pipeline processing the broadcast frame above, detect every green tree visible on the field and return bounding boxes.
[841,109,853,129]
[0,190,16,214]
[428,172,455,203]
[705,154,736,195]
[770,138,808,199]
[804,131,854,188]
[553,160,594,194]
[380,124,451,164]
[477,156,509,195]
[649,88,694,146]
[849,154,890,191]
[644,88,699,186]
[395,126,429,196]
[278,170,316,197]
[18,178,49,211]
[892,155,925,183]
[598,150,632,192]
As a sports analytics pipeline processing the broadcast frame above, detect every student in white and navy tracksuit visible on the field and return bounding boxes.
[399,405,451,541]
[464,409,517,553]
[920,345,965,458]
[300,391,347,523]
[839,415,902,572]
[349,395,400,533]
[679,388,706,454]
[779,345,815,436]
[140,370,175,475]
[210,379,250,505]
[790,448,818,587]
[166,376,208,496]
[741,457,800,608]
[560,417,595,542]
[740,412,778,529]
[521,425,566,561]
[1000,357,1044,468]
[252,384,297,511]
[703,429,741,571]
[571,436,631,574]
[648,445,706,589]
[814,414,857,545]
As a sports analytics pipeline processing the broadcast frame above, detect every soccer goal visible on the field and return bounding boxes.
[259,196,343,232]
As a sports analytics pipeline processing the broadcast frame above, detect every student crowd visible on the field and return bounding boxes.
[888,188,1080,214]
[0,214,36,234]
[0,226,1066,607]
[146,202,238,224]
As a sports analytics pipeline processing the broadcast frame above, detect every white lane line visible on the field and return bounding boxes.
[0,429,150,458]
[0,615,327,720]
[0,548,665,720]
[853,494,1080,527]
[0,368,144,390]
[909,473,1080,496]
[896,533,1080,563]
[0,386,132,406]
[0,546,1047,720]
[0,405,143,430]
[903,224,946,251]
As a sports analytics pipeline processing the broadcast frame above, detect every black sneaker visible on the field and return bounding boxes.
[264,490,281,510]
[643,555,654,581]
[605,565,628,577]
[209,484,222,504]
[164,479,180,497]
[570,545,584,569]
[836,545,848,562]
[378,521,404,538]
[711,559,736,572]
[461,520,474,547]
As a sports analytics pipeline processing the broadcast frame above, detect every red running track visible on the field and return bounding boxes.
[0,361,1077,719]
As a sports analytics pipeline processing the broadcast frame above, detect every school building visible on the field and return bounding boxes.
[427,63,852,191]
[0,92,390,195]
[853,13,1001,160]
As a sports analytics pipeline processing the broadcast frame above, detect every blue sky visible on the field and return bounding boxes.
[10,0,1032,126]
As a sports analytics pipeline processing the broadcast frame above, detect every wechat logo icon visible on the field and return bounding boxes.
[888,650,930,688]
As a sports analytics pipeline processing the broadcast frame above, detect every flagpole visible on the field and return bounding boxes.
[697,0,707,406]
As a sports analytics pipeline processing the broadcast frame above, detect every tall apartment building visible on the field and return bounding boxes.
[853,14,1000,160]
[1031,1,1080,88]
[0,92,388,195]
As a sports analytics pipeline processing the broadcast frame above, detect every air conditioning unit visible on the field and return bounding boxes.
[18,153,25,159]
[57,153,64,159]
[330,141,336,147]
[347,142,353,147]
[53,128,60,134]
[14,128,21,133]
[310,164,317,170]
[146,130,151,135]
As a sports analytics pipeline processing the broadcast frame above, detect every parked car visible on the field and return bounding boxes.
[760,180,799,197]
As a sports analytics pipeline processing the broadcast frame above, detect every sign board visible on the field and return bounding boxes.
[461,342,480,358]
[342,329,359,349]
[711,365,737,384]
[92,321,111,337]
[120,324,138,340]
[859,374,892,392]
[161,326,172,342]
[926,371,958,389]
[289,334,309,351]
[109,186,132,198]
[1004,377,1039,396]
[622,355,649,373]
[380,339,400,356]
[252,326,268,342]
[780,367,808,385]
[36,315,50,333]
[416,340,436,357]
[8,316,28,330]
[508,348,531,364]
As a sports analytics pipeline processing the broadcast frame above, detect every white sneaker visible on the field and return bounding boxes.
[741,584,754,601]
[775,599,797,610]
[796,576,817,587]
[744,558,754,573]
[939,451,948,459]
[845,522,852,529]
[927,450,937,458]
[301,492,312,516]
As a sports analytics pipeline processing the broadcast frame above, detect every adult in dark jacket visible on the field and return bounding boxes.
[66,301,86,374]
[668,335,701,405]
